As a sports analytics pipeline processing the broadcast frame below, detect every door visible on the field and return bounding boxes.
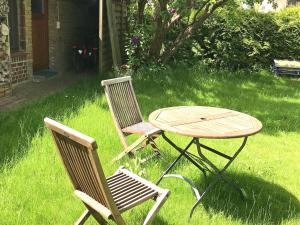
[32,0,49,71]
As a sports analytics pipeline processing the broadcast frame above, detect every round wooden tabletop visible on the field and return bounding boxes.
[149,106,263,139]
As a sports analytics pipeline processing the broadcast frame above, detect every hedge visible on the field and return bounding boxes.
[193,4,300,70]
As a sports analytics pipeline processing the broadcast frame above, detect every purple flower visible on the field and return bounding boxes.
[169,8,176,14]
[131,36,140,45]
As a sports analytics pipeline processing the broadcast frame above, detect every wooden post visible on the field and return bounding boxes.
[106,0,122,68]
[99,0,104,73]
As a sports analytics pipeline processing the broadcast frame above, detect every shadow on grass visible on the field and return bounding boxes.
[0,76,102,168]
[152,216,171,225]
[193,172,300,225]
[134,67,300,136]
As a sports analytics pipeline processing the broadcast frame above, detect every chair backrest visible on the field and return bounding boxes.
[44,118,119,216]
[101,76,143,130]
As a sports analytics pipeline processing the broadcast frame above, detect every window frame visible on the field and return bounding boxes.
[31,0,45,17]
[8,0,24,53]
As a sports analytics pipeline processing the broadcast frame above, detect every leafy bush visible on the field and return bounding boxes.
[192,4,300,70]
[124,6,152,69]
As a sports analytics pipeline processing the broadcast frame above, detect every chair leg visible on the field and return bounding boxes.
[113,135,148,161]
[148,137,160,153]
[75,209,91,225]
[114,134,162,163]
[77,208,108,225]
[113,145,142,161]
[139,137,163,164]
[91,211,108,225]
[142,191,169,225]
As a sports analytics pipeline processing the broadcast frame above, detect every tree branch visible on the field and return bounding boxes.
[161,0,228,63]
[168,14,182,29]
[192,0,210,24]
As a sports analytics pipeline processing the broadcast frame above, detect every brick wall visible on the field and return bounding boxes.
[9,0,32,84]
[11,53,28,83]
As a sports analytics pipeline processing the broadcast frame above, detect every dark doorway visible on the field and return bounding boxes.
[70,0,100,73]
[32,0,49,71]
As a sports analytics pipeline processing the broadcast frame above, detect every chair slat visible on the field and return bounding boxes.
[64,137,95,199]
[110,179,139,193]
[116,189,155,206]
[107,175,131,186]
[118,191,157,212]
[60,137,92,193]
[112,183,145,199]
[56,135,92,196]
[58,133,104,202]
[80,147,106,202]
[114,83,127,128]
[105,80,143,129]
[107,173,126,183]
[66,141,94,197]
[114,185,151,202]
[108,176,133,188]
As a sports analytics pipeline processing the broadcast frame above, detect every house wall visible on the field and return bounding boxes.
[0,0,32,88]
[1,0,32,98]
[0,0,127,98]
[48,0,87,72]
[11,0,32,83]
[0,0,11,97]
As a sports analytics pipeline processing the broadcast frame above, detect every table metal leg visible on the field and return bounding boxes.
[162,133,207,176]
[156,133,248,219]
[162,174,201,201]
[156,137,195,185]
[189,137,248,218]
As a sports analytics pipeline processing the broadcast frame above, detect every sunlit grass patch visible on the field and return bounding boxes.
[0,66,299,224]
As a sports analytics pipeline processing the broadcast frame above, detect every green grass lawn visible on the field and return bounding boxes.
[0,66,299,225]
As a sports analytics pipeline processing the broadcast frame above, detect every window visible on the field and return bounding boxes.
[8,0,19,52]
[8,0,25,53]
[31,0,44,16]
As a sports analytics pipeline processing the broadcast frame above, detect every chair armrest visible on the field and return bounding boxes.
[74,190,112,220]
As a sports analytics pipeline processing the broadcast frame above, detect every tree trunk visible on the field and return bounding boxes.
[148,25,167,59]
[147,1,168,60]
[137,0,147,24]
[161,27,194,63]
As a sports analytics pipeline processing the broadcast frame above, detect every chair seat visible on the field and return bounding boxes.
[107,169,159,213]
[122,122,160,135]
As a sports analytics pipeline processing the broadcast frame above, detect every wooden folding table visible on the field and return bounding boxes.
[149,106,262,217]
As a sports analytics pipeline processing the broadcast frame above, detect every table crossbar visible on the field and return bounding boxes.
[156,133,248,218]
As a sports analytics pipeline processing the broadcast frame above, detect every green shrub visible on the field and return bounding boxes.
[193,4,300,70]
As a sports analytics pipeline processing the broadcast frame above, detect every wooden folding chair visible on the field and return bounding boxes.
[44,117,169,225]
[101,76,162,161]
